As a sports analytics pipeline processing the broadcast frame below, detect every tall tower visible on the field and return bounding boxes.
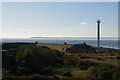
[97,20,100,50]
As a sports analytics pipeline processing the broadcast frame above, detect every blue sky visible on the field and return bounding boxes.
[1,2,118,38]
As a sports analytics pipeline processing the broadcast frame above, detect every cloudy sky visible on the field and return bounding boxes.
[1,2,118,38]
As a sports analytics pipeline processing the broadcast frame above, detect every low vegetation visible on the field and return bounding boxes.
[66,43,97,53]
[90,64,120,80]
[2,43,120,80]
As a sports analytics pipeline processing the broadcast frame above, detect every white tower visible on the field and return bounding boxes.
[97,20,100,50]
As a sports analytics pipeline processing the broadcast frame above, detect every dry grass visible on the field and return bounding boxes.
[37,43,72,52]
[37,43,119,66]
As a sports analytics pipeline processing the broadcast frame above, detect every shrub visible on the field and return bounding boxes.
[64,42,67,45]
[90,64,120,80]
[80,56,87,59]
[97,58,101,60]
[64,55,80,67]
[116,56,120,59]
[16,44,64,73]
[80,66,88,70]
[17,67,32,76]
[98,69,114,80]
[79,60,98,70]
[66,43,96,53]
[110,53,115,56]
[54,75,61,80]
[63,72,73,77]
[112,70,120,80]
[41,68,56,76]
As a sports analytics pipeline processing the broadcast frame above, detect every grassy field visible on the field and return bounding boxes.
[37,43,72,52]
[38,43,119,67]
[2,43,119,79]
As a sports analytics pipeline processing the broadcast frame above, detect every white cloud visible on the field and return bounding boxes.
[80,22,87,25]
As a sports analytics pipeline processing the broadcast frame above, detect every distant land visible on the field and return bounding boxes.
[30,37,118,40]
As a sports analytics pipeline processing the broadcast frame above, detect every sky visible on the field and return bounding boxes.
[1,2,118,38]
[1,0,120,2]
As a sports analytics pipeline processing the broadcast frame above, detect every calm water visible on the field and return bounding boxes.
[0,38,119,49]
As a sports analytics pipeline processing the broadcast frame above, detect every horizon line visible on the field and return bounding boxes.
[0,36,118,39]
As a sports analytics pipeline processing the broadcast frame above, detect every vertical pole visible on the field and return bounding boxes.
[97,20,100,51]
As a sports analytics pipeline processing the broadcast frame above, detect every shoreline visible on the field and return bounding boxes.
[1,42,119,50]
[0,38,118,50]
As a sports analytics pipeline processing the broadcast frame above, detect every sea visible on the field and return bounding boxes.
[0,37,119,49]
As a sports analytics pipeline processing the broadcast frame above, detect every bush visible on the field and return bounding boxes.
[97,58,102,60]
[16,44,64,73]
[41,68,56,76]
[64,55,80,67]
[110,53,115,56]
[63,72,73,77]
[17,67,32,76]
[66,43,96,53]
[112,70,120,80]
[110,57,115,59]
[116,56,120,59]
[54,75,61,80]
[80,56,87,59]
[98,69,114,80]
[64,42,67,45]
[80,66,88,70]
[90,64,120,80]
[79,60,98,70]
